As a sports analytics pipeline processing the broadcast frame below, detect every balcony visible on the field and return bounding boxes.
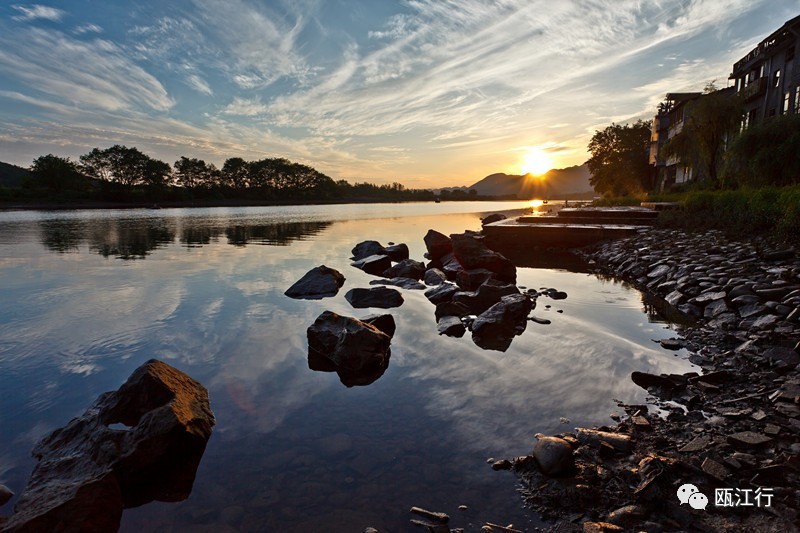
[740,77,767,102]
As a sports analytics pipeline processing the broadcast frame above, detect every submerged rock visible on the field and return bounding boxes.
[307,311,391,387]
[345,287,404,308]
[4,360,215,533]
[369,277,426,290]
[284,265,345,299]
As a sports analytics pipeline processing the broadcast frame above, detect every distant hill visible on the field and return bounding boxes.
[466,164,593,199]
[0,161,30,188]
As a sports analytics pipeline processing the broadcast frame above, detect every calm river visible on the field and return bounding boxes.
[0,202,695,531]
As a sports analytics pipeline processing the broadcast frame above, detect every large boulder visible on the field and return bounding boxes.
[382,259,426,280]
[450,232,516,283]
[351,254,392,276]
[384,243,409,262]
[307,311,391,387]
[424,230,453,260]
[4,360,214,533]
[351,240,386,261]
[345,287,404,308]
[471,293,532,351]
[284,265,345,299]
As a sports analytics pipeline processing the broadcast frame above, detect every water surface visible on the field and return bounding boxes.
[0,202,694,531]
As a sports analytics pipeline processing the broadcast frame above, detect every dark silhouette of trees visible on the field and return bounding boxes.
[80,145,170,187]
[661,84,743,188]
[29,154,85,192]
[12,145,435,205]
[221,157,249,190]
[173,157,219,189]
[587,121,652,196]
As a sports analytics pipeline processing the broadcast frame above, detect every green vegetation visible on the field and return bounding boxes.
[721,114,800,188]
[586,121,652,197]
[1,146,437,206]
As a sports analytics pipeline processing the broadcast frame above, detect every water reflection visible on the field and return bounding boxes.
[0,205,698,531]
[37,218,333,258]
[308,349,390,387]
[89,219,176,259]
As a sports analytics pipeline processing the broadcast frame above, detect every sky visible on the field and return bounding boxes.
[0,1,797,188]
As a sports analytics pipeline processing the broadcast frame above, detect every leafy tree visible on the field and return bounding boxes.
[79,145,170,187]
[29,154,84,192]
[660,84,743,188]
[722,114,800,187]
[173,156,218,188]
[587,120,652,196]
[221,157,250,189]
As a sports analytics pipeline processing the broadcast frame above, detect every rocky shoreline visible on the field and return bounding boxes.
[499,228,799,532]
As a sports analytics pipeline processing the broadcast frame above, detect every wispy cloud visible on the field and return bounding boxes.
[0,0,789,185]
[11,4,65,22]
[222,97,269,117]
[0,27,173,112]
[74,23,102,35]
[186,73,213,95]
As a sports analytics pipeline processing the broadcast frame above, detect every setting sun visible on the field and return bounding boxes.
[520,147,553,176]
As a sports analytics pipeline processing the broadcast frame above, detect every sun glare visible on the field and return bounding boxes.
[520,147,552,176]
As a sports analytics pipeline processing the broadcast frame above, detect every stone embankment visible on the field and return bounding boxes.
[502,229,799,532]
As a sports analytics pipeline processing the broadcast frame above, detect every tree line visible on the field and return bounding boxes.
[586,84,800,197]
[19,145,435,203]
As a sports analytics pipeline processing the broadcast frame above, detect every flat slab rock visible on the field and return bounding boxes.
[3,360,215,533]
[726,431,773,448]
[345,287,404,308]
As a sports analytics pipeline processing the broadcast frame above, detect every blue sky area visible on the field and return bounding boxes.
[0,1,797,187]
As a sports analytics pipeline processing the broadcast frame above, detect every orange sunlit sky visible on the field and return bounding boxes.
[0,1,798,188]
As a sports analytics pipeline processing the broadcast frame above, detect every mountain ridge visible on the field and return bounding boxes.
[466,164,593,198]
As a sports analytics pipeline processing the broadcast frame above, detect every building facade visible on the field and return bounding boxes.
[649,92,701,191]
[730,14,800,126]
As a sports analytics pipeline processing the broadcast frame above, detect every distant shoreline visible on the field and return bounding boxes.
[0,196,570,212]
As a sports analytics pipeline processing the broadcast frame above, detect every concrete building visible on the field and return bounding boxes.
[649,92,701,191]
[730,14,800,127]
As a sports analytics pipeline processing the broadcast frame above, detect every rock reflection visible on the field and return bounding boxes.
[308,349,390,387]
